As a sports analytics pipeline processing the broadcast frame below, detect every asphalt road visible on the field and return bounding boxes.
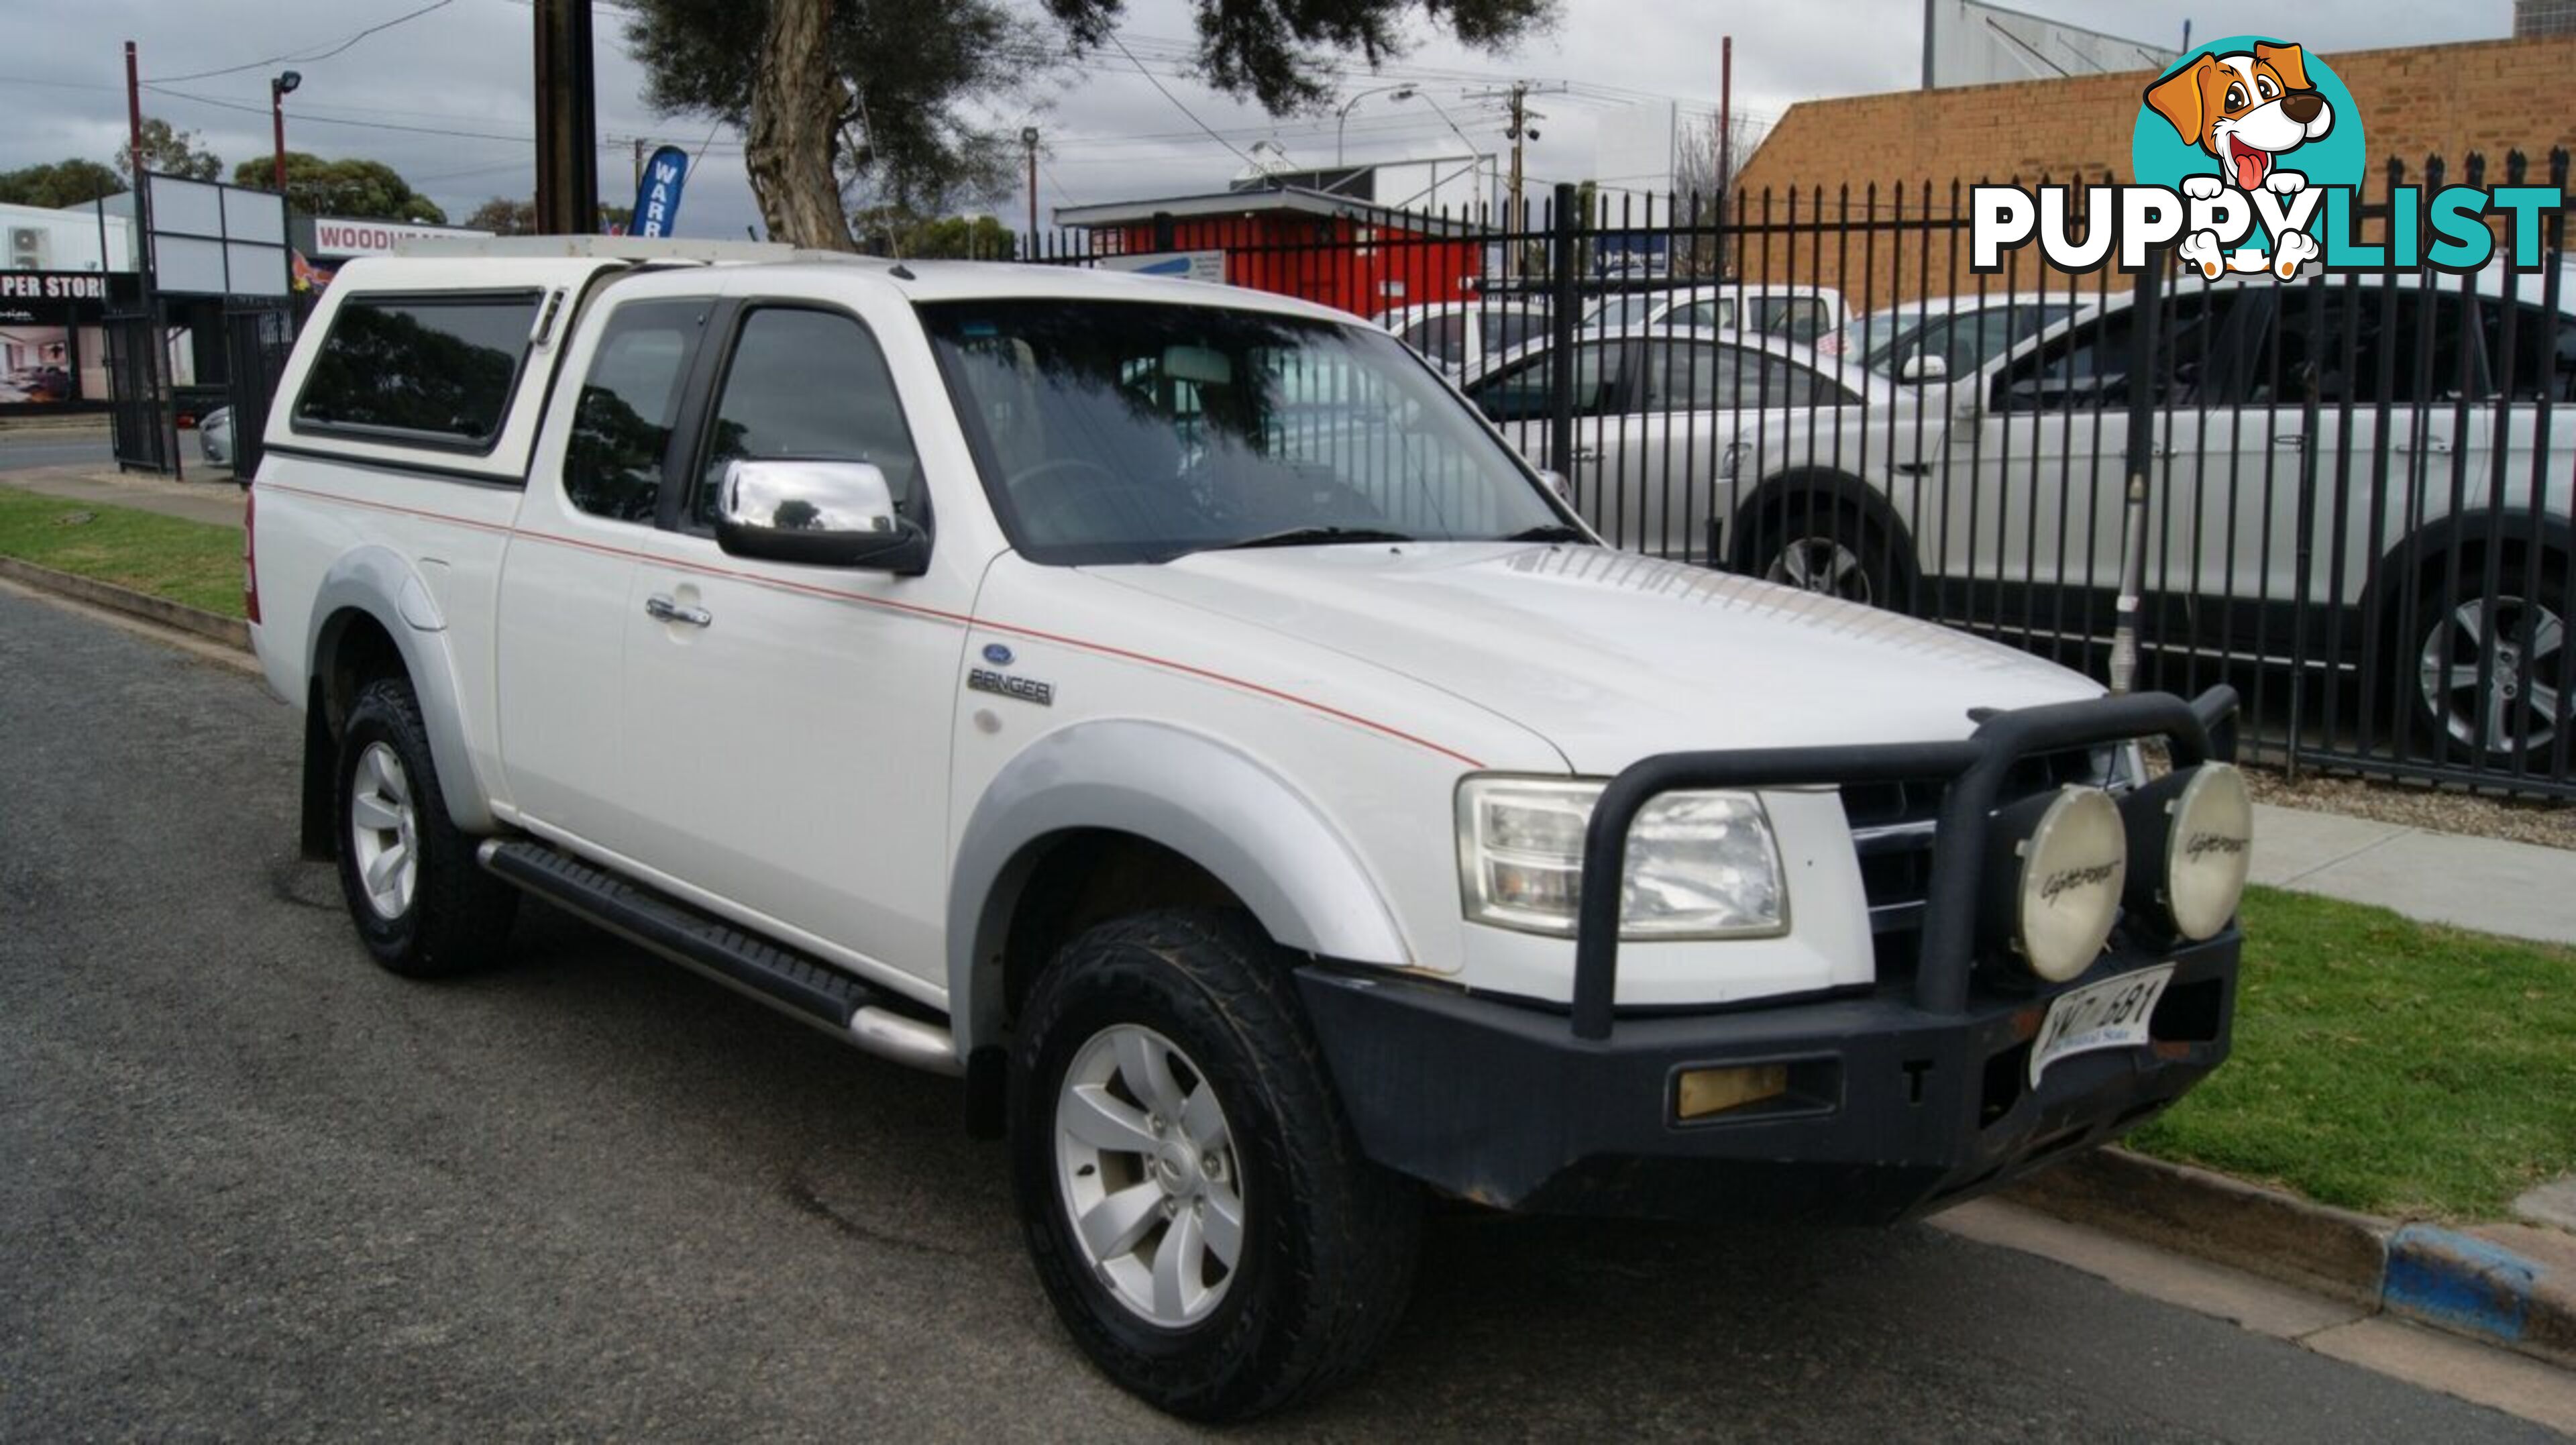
[0,588,2559,1442]
[0,429,112,473]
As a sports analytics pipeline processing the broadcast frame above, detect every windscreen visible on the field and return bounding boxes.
[922,299,1565,564]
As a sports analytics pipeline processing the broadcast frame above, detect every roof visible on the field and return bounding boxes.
[1052,184,1486,238]
[331,246,1373,325]
[1459,324,1897,403]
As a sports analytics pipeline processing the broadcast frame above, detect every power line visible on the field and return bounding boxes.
[1103,32,1260,170]
[146,0,461,84]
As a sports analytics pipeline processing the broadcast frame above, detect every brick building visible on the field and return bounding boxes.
[1730,34,2576,301]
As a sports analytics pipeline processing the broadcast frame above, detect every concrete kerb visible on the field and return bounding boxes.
[2008,1148,2575,1371]
[0,556,248,651]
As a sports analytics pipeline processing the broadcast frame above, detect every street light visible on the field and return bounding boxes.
[1334,83,1415,167]
[1395,89,1493,216]
[269,70,301,195]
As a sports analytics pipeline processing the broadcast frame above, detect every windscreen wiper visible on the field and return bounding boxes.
[1495,523,1591,543]
[1205,526,1418,551]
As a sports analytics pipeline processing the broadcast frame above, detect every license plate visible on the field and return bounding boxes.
[2029,965,2174,1088]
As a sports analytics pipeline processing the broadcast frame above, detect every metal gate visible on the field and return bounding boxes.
[102,313,170,475]
[1010,148,2573,799]
[223,303,296,480]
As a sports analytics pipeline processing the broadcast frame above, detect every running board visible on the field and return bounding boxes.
[476,839,961,1077]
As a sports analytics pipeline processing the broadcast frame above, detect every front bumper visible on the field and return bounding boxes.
[1300,936,2233,1223]
[1303,686,2244,1224]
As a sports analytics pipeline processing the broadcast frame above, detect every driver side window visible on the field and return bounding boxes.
[691,307,918,529]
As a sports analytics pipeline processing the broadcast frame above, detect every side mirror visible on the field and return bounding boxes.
[714,458,930,574]
[1898,353,1950,384]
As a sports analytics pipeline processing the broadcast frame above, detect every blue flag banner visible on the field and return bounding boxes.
[631,145,690,239]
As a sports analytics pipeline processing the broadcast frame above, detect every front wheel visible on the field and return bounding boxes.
[1010,910,1419,1421]
[1741,496,1902,610]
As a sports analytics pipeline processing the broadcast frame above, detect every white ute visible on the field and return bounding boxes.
[248,238,2255,1420]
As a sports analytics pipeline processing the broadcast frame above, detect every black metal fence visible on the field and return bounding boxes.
[1018,151,2575,798]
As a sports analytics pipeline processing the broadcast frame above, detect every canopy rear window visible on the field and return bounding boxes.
[292,291,541,451]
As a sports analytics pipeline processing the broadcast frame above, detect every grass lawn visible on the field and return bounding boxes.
[2128,885,2576,1220]
[0,486,244,619]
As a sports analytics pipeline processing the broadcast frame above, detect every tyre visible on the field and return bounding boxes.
[1743,494,1900,609]
[2404,551,2569,767]
[1010,910,1419,1421]
[333,676,517,976]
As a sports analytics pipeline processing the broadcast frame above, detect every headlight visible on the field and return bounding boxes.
[1717,441,1748,480]
[1456,778,1786,939]
[2124,762,2252,941]
[1988,785,2127,982]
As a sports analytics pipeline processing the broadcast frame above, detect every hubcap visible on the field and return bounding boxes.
[1053,1024,1244,1328]
[1767,537,1874,605]
[2418,596,2565,757]
[348,741,419,920]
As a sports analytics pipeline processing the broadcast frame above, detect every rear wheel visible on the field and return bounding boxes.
[2407,553,2568,766]
[333,677,517,976]
[1010,910,1419,1421]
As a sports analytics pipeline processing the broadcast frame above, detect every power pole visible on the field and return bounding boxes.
[1717,36,1732,278]
[1022,127,1040,248]
[533,0,598,235]
[1466,81,1548,277]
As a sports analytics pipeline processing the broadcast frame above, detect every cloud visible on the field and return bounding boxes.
[0,0,2497,241]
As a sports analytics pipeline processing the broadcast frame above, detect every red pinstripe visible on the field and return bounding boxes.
[259,481,1486,768]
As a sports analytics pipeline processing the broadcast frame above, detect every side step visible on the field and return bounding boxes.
[478,839,960,1077]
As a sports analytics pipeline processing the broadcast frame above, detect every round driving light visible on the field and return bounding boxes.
[1994,786,2127,982]
[2125,762,2253,941]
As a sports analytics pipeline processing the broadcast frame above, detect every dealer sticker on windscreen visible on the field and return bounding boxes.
[2029,965,2174,1089]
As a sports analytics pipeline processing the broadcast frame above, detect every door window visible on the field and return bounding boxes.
[1400,313,1467,366]
[563,298,707,523]
[692,307,920,529]
[1465,340,1627,422]
[1992,292,2236,412]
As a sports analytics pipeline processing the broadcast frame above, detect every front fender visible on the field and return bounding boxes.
[947,719,1410,1055]
[307,545,496,833]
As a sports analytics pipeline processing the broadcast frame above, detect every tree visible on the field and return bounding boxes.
[235,153,447,223]
[1674,109,1764,277]
[464,197,635,235]
[849,207,1017,259]
[624,0,1056,252]
[113,117,222,182]
[625,0,1552,249]
[0,159,123,209]
[1044,0,1552,114]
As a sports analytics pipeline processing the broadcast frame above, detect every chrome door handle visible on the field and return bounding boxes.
[2396,435,2453,454]
[2273,433,2306,447]
[645,594,712,628]
[1571,447,1603,463]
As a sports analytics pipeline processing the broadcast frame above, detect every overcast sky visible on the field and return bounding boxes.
[1,0,2512,241]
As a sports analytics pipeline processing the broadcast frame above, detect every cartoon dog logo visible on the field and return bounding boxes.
[2144,42,2334,278]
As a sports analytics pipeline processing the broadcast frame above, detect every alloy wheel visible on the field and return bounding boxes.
[348,741,420,920]
[2417,596,2566,757]
[1053,1023,1246,1329]
[1768,536,1875,605]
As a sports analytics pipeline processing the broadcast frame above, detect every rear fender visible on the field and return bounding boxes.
[305,545,496,834]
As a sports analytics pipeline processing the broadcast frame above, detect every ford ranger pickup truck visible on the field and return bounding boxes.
[246,237,2252,1421]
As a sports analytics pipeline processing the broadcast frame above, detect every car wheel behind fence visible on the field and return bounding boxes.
[2408,552,2569,767]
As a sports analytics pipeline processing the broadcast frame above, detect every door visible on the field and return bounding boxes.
[1461,337,1635,519]
[496,291,714,842]
[615,299,965,987]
